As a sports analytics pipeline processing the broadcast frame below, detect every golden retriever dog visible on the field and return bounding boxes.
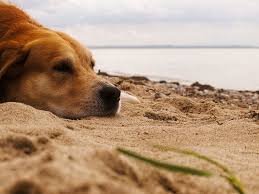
[0,1,121,119]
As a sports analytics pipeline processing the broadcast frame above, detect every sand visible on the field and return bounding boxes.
[0,75,259,194]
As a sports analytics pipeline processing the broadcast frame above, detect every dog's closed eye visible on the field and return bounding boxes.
[90,60,95,69]
[53,59,73,73]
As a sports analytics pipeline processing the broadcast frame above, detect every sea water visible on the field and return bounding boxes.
[92,48,259,91]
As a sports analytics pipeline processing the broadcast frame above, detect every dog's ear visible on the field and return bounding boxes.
[0,41,30,79]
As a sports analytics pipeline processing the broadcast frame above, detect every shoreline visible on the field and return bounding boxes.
[98,70,259,92]
[99,70,259,111]
[97,70,259,92]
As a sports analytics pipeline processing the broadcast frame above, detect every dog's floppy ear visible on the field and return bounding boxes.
[0,41,30,79]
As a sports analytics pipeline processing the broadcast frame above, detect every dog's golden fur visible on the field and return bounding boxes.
[0,2,120,118]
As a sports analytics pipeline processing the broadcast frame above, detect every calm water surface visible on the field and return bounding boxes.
[92,48,259,90]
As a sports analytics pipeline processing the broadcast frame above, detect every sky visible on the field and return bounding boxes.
[11,0,259,46]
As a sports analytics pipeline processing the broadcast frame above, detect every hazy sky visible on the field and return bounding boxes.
[12,0,259,46]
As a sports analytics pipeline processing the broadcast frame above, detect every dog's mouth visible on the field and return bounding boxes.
[97,91,140,117]
[82,91,139,118]
[99,100,121,117]
[47,88,140,119]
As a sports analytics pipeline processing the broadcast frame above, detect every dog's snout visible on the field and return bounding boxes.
[99,85,121,105]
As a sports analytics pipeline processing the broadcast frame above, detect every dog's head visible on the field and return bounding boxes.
[0,31,121,118]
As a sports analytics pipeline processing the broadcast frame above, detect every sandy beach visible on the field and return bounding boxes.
[0,74,258,194]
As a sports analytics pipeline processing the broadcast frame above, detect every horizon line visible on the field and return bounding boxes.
[89,44,259,49]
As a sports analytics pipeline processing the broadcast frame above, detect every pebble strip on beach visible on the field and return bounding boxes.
[98,71,259,119]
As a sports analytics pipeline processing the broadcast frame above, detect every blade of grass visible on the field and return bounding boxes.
[154,145,245,194]
[154,145,230,173]
[222,175,246,194]
[117,147,213,177]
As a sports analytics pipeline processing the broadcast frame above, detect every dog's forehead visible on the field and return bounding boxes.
[71,45,95,70]
[55,31,93,64]
[83,47,93,61]
[72,42,93,65]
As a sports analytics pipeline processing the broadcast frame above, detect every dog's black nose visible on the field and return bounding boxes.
[99,85,121,108]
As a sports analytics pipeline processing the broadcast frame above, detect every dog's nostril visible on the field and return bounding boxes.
[99,85,121,103]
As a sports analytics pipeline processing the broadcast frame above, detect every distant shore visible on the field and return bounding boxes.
[89,45,259,49]
[98,70,259,92]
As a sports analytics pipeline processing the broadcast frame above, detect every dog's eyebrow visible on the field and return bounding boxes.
[57,58,73,66]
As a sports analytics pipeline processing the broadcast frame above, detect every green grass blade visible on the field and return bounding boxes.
[117,148,213,177]
[154,145,230,173]
[154,145,245,194]
[222,175,246,194]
